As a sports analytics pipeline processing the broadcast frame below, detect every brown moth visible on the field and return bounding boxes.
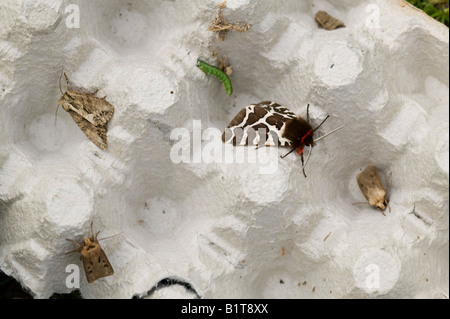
[57,72,114,150]
[315,11,345,30]
[356,165,392,216]
[65,222,114,283]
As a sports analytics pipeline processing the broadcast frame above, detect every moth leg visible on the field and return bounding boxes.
[301,146,312,177]
[89,90,107,100]
[65,247,82,255]
[300,152,307,178]
[59,71,64,94]
[385,199,391,213]
[85,88,99,96]
[376,207,386,216]
[280,147,296,159]
[65,238,82,247]
[65,239,83,254]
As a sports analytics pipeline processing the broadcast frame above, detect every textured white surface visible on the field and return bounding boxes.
[0,0,448,298]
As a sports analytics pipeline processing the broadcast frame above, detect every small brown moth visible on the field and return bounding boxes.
[57,72,114,150]
[315,11,345,30]
[356,165,392,216]
[66,222,114,283]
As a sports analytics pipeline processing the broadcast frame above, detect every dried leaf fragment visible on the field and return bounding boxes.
[207,1,252,41]
[210,48,233,76]
[315,11,345,30]
[323,232,332,242]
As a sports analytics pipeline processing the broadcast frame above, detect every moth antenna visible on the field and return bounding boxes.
[98,232,123,242]
[90,221,94,237]
[306,104,310,123]
[63,72,70,91]
[54,105,60,127]
[59,70,64,94]
[314,125,345,143]
[56,70,67,127]
[312,115,330,132]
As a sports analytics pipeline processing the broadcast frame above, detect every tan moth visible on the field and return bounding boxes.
[65,222,115,283]
[57,72,114,150]
[356,165,392,216]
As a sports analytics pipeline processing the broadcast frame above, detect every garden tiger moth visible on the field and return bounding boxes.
[222,101,343,177]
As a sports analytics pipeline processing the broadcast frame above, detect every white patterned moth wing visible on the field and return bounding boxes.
[222,101,297,147]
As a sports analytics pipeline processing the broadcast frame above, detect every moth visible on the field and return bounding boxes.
[57,72,114,150]
[65,222,115,283]
[222,101,344,177]
[355,165,392,216]
[197,59,233,96]
[315,11,345,30]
